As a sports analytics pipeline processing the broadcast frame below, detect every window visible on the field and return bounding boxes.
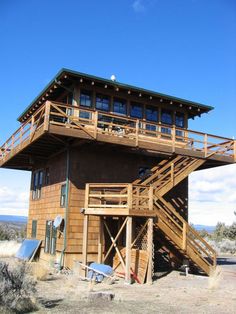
[45,220,57,255]
[60,184,66,207]
[32,170,43,200]
[139,167,151,179]
[130,103,143,119]
[80,90,92,107]
[175,112,185,128]
[31,220,37,238]
[45,168,50,185]
[96,94,110,111]
[161,109,172,135]
[175,112,185,138]
[146,106,158,122]
[161,110,172,125]
[61,93,73,105]
[113,98,127,115]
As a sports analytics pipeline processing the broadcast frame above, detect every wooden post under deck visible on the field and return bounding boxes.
[147,218,153,284]
[98,216,104,264]
[125,217,132,284]
[82,215,89,276]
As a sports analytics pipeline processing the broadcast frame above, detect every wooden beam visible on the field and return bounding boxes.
[98,216,104,264]
[147,218,153,284]
[82,215,89,276]
[125,217,132,284]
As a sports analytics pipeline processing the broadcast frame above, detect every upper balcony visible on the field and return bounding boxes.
[0,101,235,170]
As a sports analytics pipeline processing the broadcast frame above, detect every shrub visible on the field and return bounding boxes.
[0,261,37,313]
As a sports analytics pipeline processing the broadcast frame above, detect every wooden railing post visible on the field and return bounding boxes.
[93,111,98,139]
[148,186,153,211]
[43,101,51,132]
[127,184,133,210]
[135,120,139,146]
[182,222,187,251]
[204,134,208,157]
[30,115,35,137]
[171,163,174,187]
[84,183,90,208]
[172,125,176,153]
[19,125,23,148]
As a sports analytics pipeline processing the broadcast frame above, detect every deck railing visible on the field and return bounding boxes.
[0,101,235,161]
[85,183,152,212]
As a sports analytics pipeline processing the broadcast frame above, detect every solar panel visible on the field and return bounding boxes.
[16,239,41,261]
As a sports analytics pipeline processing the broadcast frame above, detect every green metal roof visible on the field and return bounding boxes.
[18,68,214,121]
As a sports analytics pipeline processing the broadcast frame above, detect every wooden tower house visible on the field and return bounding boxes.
[0,69,235,283]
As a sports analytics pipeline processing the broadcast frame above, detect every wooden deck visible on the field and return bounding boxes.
[83,155,217,276]
[0,101,235,168]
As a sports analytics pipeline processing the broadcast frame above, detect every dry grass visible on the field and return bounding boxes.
[208,266,222,290]
[0,240,21,257]
[30,262,50,281]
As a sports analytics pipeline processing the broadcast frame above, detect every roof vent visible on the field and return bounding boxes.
[110,74,116,82]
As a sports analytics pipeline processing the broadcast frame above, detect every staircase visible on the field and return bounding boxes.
[131,155,216,275]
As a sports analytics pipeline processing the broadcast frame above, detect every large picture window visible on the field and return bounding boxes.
[113,98,127,115]
[175,112,185,137]
[130,103,143,119]
[32,170,43,200]
[80,90,92,107]
[96,94,110,111]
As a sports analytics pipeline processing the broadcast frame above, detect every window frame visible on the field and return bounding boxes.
[60,184,67,207]
[80,90,92,108]
[32,169,43,200]
[113,98,127,116]
[95,94,110,112]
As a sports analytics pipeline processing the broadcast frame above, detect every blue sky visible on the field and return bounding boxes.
[0,0,235,224]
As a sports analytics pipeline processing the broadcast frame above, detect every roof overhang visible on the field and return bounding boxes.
[18,68,214,122]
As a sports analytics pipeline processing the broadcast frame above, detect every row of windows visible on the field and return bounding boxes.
[79,90,185,127]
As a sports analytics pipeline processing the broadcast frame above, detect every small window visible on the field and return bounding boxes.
[45,168,50,185]
[32,170,43,200]
[130,103,143,119]
[139,167,151,179]
[113,98,127,115]
[60,184,66,207]
[79,110,91,120]
[44,220,57,255]
[31,220,37,238]
[175,112,185,128]
[96,94,110,111]
[161,110,172,125]
[80,90,92,107]
[146,106,158,122]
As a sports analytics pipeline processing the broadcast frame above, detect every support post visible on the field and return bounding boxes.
[171,162,174,187]
[125,217,132,284]
[135,119,139,146]
[147,218,153,284]
[93,111,98,139]
[182,221,187,251]
[82,215,89,276]
[172,125,176,153]
[148,186,153,211]
[43,101,51,132]
[98,216,104,264]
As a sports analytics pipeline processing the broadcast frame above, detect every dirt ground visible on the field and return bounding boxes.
[32,256,236,314]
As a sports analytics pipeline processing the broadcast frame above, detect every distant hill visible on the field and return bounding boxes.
[0,215,27,223]
[193,224,215,233]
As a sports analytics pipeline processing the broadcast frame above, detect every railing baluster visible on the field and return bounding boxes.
[204,134,208,157]
[93,111,98,139]
[135,120,139,146]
